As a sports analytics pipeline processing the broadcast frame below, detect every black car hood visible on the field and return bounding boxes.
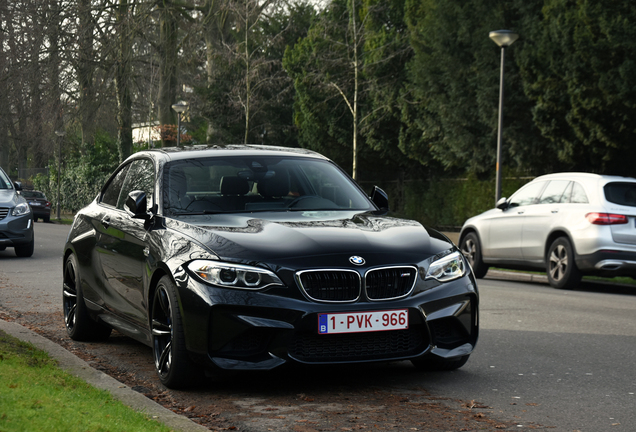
[167,211,453,268]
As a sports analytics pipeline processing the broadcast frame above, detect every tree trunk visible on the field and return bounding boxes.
[77,0,97,149]
[157,0,178,147]
[203,0,231,143]
[115,0,133,162]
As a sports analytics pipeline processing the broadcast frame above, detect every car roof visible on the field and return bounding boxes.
[533,172,636,184]
[128,144,328,163]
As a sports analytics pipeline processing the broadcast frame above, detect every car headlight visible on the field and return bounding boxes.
[187,260,284,290]
[425,251,466,282]
[12,202,31,216]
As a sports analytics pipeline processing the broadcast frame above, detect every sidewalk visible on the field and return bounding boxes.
[0,319,208,432]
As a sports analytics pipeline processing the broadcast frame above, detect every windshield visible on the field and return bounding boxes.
[0,168,12,190]
[21,191,45,199]
[162,156,374,217]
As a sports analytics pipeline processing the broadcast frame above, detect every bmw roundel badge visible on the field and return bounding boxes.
[349,255,365,266]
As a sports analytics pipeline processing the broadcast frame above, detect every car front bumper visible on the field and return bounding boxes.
[0,213,34,247]
[175,272,479,372]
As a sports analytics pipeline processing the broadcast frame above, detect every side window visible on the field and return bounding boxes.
[538,180,570,204]
[101,165,131,207]
[570,182,589,204]
[117,159,155,210]
[509,181,546,208]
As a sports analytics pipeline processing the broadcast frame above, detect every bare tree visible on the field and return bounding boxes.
[114,0,133,160]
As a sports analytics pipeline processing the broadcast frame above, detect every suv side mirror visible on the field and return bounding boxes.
[13,181,22,191]
[371,186,389,213]
[496,197,509,210]
[125,190,151,220]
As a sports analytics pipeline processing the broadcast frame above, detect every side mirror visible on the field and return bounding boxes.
[125,190,151,220]
[13,181,22,191]
[371,186,389,213]
[496,197,509,210]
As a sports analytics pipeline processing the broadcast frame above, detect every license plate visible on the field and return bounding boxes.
[29,202,41,206]
[318,309,408,335]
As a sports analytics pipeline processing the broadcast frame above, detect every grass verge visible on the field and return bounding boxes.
[0,330,171,432]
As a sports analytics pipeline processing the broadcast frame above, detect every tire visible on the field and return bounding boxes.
[33,217,38,222]
[151,275,201,388]
[44,216,50,223]
[63,254,112,341]
[14,237,34,258]
[546,237,582,290]
[460,232,489,278]
[412,354,470,371]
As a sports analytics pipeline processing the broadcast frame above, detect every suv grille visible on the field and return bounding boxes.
[366,267,417,300]
[0,208,8,220]
[289,327,427,362]
[297,270,361,302]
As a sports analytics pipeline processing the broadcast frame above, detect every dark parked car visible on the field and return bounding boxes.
[63,145,478,388]
[0,167,34,257]
[20,190,52,222]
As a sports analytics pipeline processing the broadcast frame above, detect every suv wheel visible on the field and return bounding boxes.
[460,232,489,278]
[546,237,581,289]
[14,237,34,258]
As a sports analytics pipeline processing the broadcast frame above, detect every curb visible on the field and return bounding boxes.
[0,319,209,432]
[486,269,548,284]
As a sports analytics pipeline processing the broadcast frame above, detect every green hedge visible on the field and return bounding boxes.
[361,174,533,230]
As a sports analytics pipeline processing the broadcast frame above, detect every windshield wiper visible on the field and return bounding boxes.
[173,210,227,216]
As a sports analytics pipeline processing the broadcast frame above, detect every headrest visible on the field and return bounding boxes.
[258,172,290,198]
[221,176,250,195]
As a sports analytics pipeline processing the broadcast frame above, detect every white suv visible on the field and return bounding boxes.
[459,172,636,289]
[0,167,34,257]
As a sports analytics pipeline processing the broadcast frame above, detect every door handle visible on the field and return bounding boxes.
[101,216,110,229]
[551,209,559,213]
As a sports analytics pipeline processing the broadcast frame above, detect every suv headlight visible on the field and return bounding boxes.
[12,202,31,216]
[187,260,284,290]
[426,251,466,282]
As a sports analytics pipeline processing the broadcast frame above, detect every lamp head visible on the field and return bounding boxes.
[489,30,519,47]
[171,101,188,114]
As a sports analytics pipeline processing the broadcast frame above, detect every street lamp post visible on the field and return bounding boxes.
[171,101,188,147]
[489,29,518,206]
[54,129,66,220]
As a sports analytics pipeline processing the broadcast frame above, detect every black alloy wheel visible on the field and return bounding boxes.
[460,232,489,278]
[546,237,582,290]
[151,276,200,388]
[62,254,111,341]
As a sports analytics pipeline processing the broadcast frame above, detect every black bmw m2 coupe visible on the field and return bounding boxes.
[63,145,478,388]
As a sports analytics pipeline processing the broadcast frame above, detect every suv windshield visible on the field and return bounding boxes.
[163,156,374,216]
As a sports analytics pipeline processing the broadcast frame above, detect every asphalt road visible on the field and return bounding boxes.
[1,222,635,431]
